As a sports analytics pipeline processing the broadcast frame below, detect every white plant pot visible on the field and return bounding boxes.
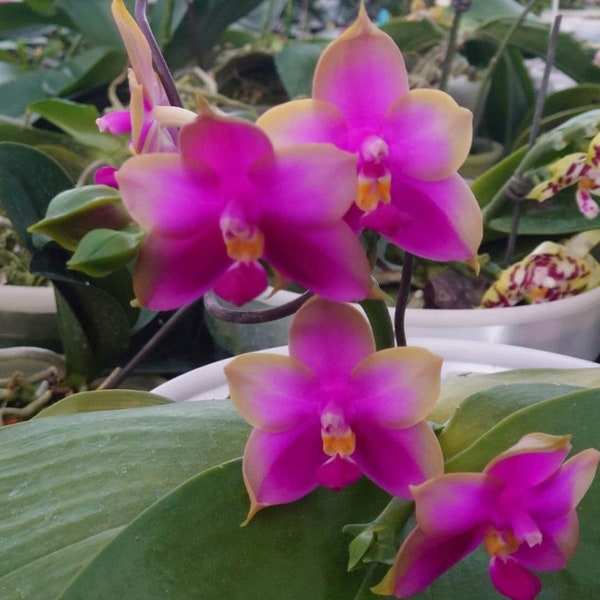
[153,338,597,403]
[0,285,60,349]
[206,287,600,361]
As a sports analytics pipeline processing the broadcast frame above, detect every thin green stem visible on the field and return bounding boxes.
[359,298,395,351]
[438,1,469,92]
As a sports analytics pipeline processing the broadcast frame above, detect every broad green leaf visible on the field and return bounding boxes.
[438,382,583,459]
[67,227,144,277]
[0,143,72,252]
[0,401,250,600]
[462,0,529,26]
[0,48,125,118]
[381,18,445,53]
[433,367,600,423]
[57,459,391,600]
[53,279,132,381]
[36,389,172,418]
[0,3,73,33]
[29,185,130,251]
[28,99,125,154]
[274,41,327,99]
[472,18,600,84]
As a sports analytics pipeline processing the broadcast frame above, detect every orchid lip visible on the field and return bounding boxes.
[220,216,265,262]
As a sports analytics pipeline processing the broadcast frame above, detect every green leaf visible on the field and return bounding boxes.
[0,143,72,252]
[381,18,445,53]
[36,389,172,418]
[0,3,73,33]
[438,382,583,460]
[274,41,327,99]
[57,459,390,600]
[472,18,600,84]
[433,367,600,423]
[53,279,132,381]
[0,47,125,118]
[0,401,250,600]
[67,228,144,277]
[29,185,130,251]
[28,99,126,153]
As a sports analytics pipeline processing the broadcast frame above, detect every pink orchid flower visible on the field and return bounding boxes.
[116,108,372,309]
[257,4,482,266]
[224,297,444,522]
[375,433,600,600]
[96,0,195,160]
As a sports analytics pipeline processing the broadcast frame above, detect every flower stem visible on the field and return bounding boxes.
[134,0,183,108]
[438,1,471,92]
[394,252,413,347]
[360,298,395,351]
[503,14,562,267]
[203,290,313,324]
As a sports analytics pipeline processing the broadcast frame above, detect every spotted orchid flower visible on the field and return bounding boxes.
[224,297,444,522]
[527,131,600,219]
[96,0,195,164]
[481,230,600,307]
[375,433,600,600]
[257,4,482,266]
[116,106,371,309]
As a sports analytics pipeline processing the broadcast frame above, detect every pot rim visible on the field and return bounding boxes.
[0,284,56,314]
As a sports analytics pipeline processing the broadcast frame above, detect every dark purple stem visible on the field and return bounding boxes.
[134,0,183,108]
[394,252,413,347]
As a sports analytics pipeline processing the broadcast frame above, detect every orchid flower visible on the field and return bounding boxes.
[527,131,600,219]
[375,433,600,600]
[257,4,482,266]
[116,106,372,309]
[96,0,195,165]
[224,297,444,522]
[481,230,600,307]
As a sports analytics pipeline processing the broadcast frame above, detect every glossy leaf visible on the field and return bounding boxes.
[53,279,132,381]
[274,41,328,99]
[0,401,250,600]
[438,382,583,459]
[0,2,73,32]
[28,99,126,153]
[30,185,130,251]
[58,459,391,600]
[381,18,445,53]
[0,143,72,252]
[67,228,144,277]
[36,389,172,418]
[432,367,600,423]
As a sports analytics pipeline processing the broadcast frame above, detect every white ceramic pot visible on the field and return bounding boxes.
[206,287,600,361]
[153,337,597,403]
[404,285,600,361]
[0,285,60,349]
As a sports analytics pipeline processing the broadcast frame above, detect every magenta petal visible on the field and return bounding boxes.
[489,557,541,600]
[363,172,482,262]
[180,112,274,181]
[225,353,319,432]
[486,438,572,489]
[96,110,132,135]
[242,426,323,515]
[313,6,409,133]
[350,347,442,427]
[317,455,362,490]
[412,473,500,537]
[257,99,348,148]
[382,89,473,181]
[94,166,118,188]
[514,511,579,571]
[288,298,375,383]
[525,448,600,520]
[116,154,221,236]
[255,143,357,225]
[213,261,268,306]
[133,226,230,310]
[381,526,481,597]
[352,421,443,498]
[264,222,371,302]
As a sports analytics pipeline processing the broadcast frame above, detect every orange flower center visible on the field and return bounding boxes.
[356,135,392,212]
[221,217,265,262]
[321,412,356,457]
[483,528,521,560]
